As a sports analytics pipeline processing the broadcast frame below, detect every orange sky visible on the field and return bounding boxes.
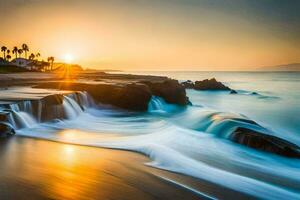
[0,0,299,71]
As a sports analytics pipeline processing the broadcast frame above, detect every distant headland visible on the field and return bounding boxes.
[257,63,300,71]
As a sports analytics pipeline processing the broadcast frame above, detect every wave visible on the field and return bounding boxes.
[1,93,299,199]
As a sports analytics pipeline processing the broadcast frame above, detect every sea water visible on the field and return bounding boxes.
[14,72,300,199]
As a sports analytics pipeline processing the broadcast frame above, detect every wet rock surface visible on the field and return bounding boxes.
[181,80,194,89]
[35,82,152,111]
[230,127,300,158]
[0,122,15,137]
[182,78,231,91]
[143,80,189,106]
[230,90,238,94]
[35,79,189,111]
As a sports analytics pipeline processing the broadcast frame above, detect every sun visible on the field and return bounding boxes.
[63,53,74,63]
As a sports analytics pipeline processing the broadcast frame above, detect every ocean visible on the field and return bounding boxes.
[14,71,300,199]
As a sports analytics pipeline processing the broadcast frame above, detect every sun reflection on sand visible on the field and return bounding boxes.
[0,137,204,200]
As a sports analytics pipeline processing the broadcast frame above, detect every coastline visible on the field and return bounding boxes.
[0,135,252,200]
[1,71,300,199]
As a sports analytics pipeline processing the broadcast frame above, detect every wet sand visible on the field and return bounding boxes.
[0,136,252,200]
[0,136,202,200]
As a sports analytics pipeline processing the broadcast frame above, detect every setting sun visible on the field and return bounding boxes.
[63,54,74,63]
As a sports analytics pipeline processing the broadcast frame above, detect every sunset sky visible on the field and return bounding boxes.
[1,0,299,71]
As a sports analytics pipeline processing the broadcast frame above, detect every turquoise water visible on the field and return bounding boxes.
[13,71,300,199]
[125,71,300,145]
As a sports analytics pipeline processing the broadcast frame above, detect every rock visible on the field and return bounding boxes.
[194,78,231,90]
[28,94,66,122]
[230,127,300,158]
[40,94,64,105]
[143,80,190,106]
[35,79,190,110]
[0,122,15,138]
[230,90,238,94]
[86,83,152,111]
[0,111,11,122]
[181,80,194,89]
[35,82,152,111]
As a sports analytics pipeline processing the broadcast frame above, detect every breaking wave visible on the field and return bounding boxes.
[1,92,300,199]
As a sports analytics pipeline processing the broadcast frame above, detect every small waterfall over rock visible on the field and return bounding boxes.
[148,96,183,113]
[63,95,84,119]
[13,111,37,128]
[0,91,93,131]
[148,96,165,111]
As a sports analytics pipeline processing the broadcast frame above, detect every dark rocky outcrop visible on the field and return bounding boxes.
[181,80,194,89]
[142,80,190,106]
[0,122,15,138]
[35,82,153,111]
[87,83,152,111]
[40,94,64,105]
[230,127,300,158]
[182,78,231,91]
[194,78,230,90]
[31,94,66,122]
[35,79,189,111]
[230,90,238,94]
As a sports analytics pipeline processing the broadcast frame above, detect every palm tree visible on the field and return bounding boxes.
[28,53,36,70]
[17,49,23,58]
[47,56,55,71]
[12,46,18,59]
[29,53,35,60]
[35,53,41,61]
[6,49,11,62]
[6,54,11,61]
[22,44,29,59]
[1,46,7,60]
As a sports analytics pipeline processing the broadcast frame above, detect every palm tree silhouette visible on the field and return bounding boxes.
[17,49,23,58]
[22,44,29,59]
[28,53,36,70]
[29,53,35,60]
[12,47,18,59]
[1,46,7,60]
[36,53,41,61]
[6,54,11,61]
[47,56,55,71]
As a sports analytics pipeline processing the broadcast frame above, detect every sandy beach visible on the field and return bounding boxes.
[0,136,254,200]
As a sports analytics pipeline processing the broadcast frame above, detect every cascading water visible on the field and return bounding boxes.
[148,96,182,113]
[148,96,165,111]
[63,96,84,119]
[14,111,37,128]
[0,91,92,130]
[15,94,300,199]
[1,82,299,199]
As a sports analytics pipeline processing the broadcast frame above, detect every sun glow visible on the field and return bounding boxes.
[63,54,74,63]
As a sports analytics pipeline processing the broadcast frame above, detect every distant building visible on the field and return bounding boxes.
[11,58,32,69]
[10,58,49,71]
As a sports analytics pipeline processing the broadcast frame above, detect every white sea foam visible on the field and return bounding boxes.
[7,71,300,199]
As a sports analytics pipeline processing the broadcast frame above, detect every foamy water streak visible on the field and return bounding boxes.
[8,93,299,199]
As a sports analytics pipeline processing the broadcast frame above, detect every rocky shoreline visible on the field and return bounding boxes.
[0,72,300,159]
[34,79,189,111]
